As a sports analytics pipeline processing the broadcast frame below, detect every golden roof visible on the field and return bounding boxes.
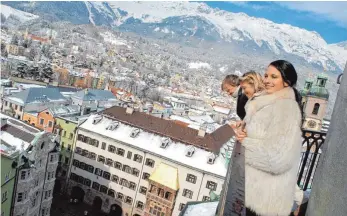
[149,163,179,190]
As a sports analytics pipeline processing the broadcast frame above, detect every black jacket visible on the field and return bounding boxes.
[236,88,248,120]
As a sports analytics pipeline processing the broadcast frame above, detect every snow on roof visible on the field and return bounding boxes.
[80,114,228,177]
[149,163,179,190]
[0,113,40,156]
[183,201,219,216]
[213,106,230,115]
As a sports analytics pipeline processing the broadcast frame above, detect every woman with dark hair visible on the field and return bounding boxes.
[234,60,302,216]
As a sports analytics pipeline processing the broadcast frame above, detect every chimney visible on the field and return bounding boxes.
[85,88,89,95]
[126,107,134,115]
[198,128,206,137]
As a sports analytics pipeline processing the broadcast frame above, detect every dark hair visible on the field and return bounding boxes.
[269,60,303,117]
[221,74,240,91]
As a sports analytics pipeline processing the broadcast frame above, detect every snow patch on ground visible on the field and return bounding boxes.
[188,62,211,69]
[1,4,39,22]
[183,201,219,216]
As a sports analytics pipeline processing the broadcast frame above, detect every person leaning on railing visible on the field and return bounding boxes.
[234,60,303,216]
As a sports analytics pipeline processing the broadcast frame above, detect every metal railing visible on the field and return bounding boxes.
[297,130,326,191]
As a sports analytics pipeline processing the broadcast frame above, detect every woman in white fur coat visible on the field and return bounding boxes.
[235,60,303,216]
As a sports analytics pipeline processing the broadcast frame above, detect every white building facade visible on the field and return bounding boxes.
[66,106,234,216]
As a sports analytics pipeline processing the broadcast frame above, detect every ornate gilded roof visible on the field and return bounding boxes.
[149,163,179,190]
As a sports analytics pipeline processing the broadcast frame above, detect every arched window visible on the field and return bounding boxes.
[312,103,320,115]
[165,191,172,200]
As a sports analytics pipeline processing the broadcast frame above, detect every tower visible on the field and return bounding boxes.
[300,74,329,131]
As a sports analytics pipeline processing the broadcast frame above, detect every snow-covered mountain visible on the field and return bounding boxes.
[0,4,39,22]
[107,1,346,72]
[1,1,346,72]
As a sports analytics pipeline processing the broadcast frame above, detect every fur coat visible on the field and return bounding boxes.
[241,87,302,216]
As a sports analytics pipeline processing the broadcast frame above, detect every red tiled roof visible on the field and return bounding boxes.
[102,106,234,153]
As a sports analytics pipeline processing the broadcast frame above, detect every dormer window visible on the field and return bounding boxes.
[186,146,195,157]
[160,138,171,149]
[106,121,119,130]
[207,153,217,164]
[130,128,140,138]
[92,116,103,124]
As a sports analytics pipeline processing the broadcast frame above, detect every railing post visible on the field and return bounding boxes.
[306,61,347,216]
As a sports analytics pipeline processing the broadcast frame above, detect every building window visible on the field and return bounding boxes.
[116,148,125,156]
[206,181,217,191]
[75,147,82,154]
[145,158,155,167]
[67,144,71,151]
[91,139,99,147]
[73,159,79,167]
[132,168,139,177]
[79,162,85,170]
[101,142,106,150]
[92,182,100,191]
[165,191,172,200]
[100,185,108,194]
[142,172,150,180]
[139,186,147,195]
[125,196,132,205]
[82,149,89,157]
[39,118,44,125]
[114,162,122,170]
[108,189,115,198]
[149,205,164,215]
[129,182,136,190]
[103,172,111,180]
[312,103,320,115]
[20,171,26,180]
[202,196,211,201]
[94,168,102,176]
[65,157,69,165]
[63,130,66,137]
[179,203,186,211]
[17,192,25,202]
[98,155,105,164]
[1,191,7,203]
[77,134,84,141]
[106,158,113,166]
[186,174,197,184]
[48,121,53,128]
[19,106,23,111]
[50,154,54,162]
[69,133,73,139]
[116,193,123,201]
[44,190,52,199]
[122,165,132,174]
[182,189,193,199]
[108,145,116,153]
[120,178,128,187]
[133,154,143,163]
[111,175,119,183]
[136,201,144,210]
[59,154,62,162]
[89,152,96,160]
[127,151,132,159]
[86,165,94,173]
[84,179,91,187]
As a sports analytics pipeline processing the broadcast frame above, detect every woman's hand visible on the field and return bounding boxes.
[230,121,247,143]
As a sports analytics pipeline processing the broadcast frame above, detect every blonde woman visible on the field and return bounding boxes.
[239,71,265,99]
